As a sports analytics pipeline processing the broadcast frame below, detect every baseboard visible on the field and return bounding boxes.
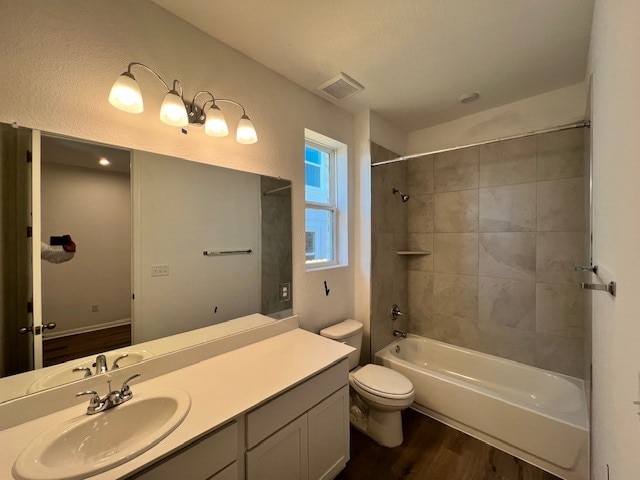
[43,318,131,340]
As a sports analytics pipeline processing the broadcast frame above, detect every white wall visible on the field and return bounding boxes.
[0,0,355,333]
[406,82,588,154]
[588,1,640,477]
[133,151,261,342]
[370,111,407,157]
[353,110,372,362]
[41,163,131,333]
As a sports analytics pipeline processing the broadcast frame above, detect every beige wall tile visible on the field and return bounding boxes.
[407,234,434,271]
[536,284,585,339]
[537,232,586,284]
[534,334,584,378]
[434,147,479,192]
[479,277,536,331]
[537,177,585,232]
[479,232,536,281]
[479,183,536,232]
[407,194,434,233]
[370,273,407,356]
[407,155,434,195]
[537,129,584,181]
[415,314,480,349]
[371,159,406,234]
[434,233,478,275]
[477,324,536,366]
[371,233,407,279]
[433,273,478,320]
[478,136,536,187]
[434,189,478,232]
[408,270,434,322]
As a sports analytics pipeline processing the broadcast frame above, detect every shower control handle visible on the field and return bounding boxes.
[391,304,402,321]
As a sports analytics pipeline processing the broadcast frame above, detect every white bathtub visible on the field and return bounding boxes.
[376,335,589,480]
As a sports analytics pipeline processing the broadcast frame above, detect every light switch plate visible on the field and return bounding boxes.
[151,265,169,277]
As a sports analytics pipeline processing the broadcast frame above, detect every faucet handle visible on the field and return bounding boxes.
[111,354,129,370]
[72,367,92,378]
[120,373,141,396]
[76,390,101,408]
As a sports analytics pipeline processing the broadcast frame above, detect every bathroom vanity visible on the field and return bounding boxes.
[0,325,354,480]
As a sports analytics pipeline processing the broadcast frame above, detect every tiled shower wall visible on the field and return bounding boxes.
[372,129,588,378]
[370,143,408,357]
[260,176,292,315]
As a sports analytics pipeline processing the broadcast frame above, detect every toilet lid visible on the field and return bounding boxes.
[351,364,414,399]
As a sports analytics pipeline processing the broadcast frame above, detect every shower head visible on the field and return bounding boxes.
[392,187,410,202]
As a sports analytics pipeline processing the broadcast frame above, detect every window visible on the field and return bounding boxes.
[304,130,348,269]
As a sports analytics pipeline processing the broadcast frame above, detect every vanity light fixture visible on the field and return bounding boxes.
[109,62,258,144]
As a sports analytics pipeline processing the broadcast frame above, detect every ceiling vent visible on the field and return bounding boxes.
[317,72,364,100]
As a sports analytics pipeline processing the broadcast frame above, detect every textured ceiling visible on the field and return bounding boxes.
[150,0,593,132]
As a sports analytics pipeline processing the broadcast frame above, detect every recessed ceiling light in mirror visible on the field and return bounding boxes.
[458,93,480,104]
[99,158,111,166]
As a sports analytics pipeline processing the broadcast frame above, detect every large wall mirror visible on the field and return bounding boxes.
[0,124,292,403]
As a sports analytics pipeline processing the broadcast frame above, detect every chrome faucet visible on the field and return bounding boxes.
[94,354,108,374]
[76,373,141,415]
[393,329,407,338]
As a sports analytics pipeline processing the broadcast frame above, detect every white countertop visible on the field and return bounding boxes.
[0,328,353,479]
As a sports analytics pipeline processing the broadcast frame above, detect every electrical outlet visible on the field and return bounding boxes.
[91,303,99,312]
[151,264,169,277]
[279,282,291,302]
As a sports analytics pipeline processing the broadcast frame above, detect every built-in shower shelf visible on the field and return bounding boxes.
[396,250,431,256]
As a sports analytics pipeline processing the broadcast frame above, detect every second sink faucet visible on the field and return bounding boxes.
[94,354,108,374]
[90,353,129,375]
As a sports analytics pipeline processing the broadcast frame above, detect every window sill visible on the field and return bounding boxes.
[305,262,349,273]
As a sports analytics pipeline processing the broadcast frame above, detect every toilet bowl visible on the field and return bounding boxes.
[320,320,415,447]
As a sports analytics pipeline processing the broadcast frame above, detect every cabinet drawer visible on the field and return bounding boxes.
[246,414,309,480]
[207,461,237,480]
[132,421,237,479]
[247,359,348,448]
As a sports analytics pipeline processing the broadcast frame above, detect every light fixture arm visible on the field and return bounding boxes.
[216,99,247,116]
[192,90,216,107]
[126,62,170,92]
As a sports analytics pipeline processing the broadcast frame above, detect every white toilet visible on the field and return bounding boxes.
[320,319,415,448]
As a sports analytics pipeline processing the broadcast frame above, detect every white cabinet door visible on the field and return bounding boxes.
[308,386,350,480]
[246,414,309,480]
[132,422,237,480]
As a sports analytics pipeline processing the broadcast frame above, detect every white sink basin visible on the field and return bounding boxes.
[12,387,191,480]
[27,350,155,394]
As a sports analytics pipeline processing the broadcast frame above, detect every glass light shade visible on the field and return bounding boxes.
[160,90,188,127]
[204,104,229,137]
[109,72,143,113]
[236,115,258,144]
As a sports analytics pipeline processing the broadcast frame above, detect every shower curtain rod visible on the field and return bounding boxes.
[371,120,590,167]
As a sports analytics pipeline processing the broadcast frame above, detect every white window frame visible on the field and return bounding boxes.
[304,129,348,271]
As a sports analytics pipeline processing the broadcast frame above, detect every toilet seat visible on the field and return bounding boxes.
[350,364,414,400]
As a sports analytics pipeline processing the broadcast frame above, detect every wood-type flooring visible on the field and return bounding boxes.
[336,408,561,480]
[43,324,131,366]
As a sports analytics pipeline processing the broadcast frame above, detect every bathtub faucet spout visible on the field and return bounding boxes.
[393,329,407,338]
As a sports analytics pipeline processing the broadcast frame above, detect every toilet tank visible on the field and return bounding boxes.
[319,319,363,370]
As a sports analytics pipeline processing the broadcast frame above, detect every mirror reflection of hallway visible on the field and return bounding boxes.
[41,136,132,366]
